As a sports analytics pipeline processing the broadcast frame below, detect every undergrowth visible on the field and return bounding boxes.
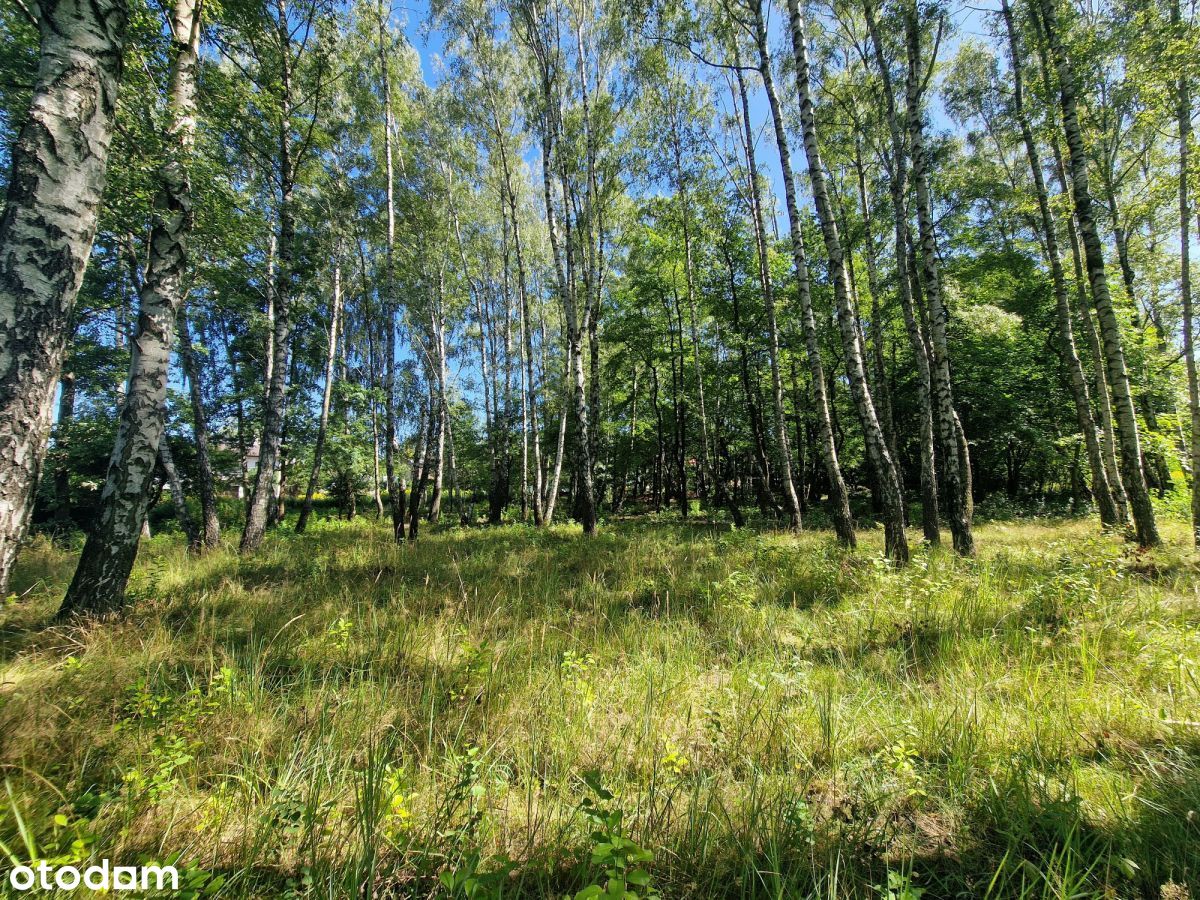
[0,515,1197,898]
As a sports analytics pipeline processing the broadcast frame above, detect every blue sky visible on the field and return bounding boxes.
[386,0,995,232]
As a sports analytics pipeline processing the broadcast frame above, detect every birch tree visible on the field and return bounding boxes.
[60,0,202,615]
[1034,0,1160,548]
[784,0,909,561]
[0,0,129,598]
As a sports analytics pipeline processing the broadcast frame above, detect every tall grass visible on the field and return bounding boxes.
[0,515,1197,897]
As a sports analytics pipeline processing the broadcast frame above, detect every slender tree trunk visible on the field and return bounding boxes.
[748,16,857,544]
[900,6,973,556]
[1074,235,1129,521]
[867,3,942,545]
[666,119,715,509]
[1035,0,1160,547]
[1101,171,1139,315]
[370,400,384,514]
[543,102,596,533]
[159,437,199,552]
[516,227,543,524]
[496,248,514,522]
[408,396,434,541]
[734,46,803,530]
[489,90,543,525]
[177,310,220,547]
[666,286,689,516]
[362,268,385,519]
[714,328,746,526]
[428,299,448,523]
[1032,0,1133,528]
[682,211,713,509]
[853,141,897,463]
[1026,18,1131,524]
[268,335,294,527]
[1000,0,1118,528]
[467,200,501,521]
[379,2,405,543]
[1176,0,1200,545]
[52,368,76,530]
[657,317,672,513]
[242,3,298,554]
[543,341,570,525]
[784,0,905,559]
[1101,166,1170,489]
[60,0,201,613]
[0,0,129,597]
[574,12,605,514]
[564,288,597,534]
[618,363,638,510]
[219,318,250,499]
[1052,132,1130,522]
[724,237,779,517]
[297,259,342,534]
[588,303,602,504]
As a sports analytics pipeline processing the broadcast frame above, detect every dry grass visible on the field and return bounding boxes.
[0,513,1197,897]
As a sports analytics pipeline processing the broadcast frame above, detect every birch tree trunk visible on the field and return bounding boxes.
[408,394,434,541]
[574,11,605,513]
[358,236,386,519]
[861,9,945,546]
[513,205,543,524]
[482,80,541,523]
[52,369,76,530]
[674,141,716,510]
[852,140,898,466]
[1176,0,1200,545]
[177,310,220,547]
[241,188,292,552]
[734,41,804,531]
[1000,0,1119,528]
[729,42,854,542]
[60,0,201,615]
[296,259,342,534]
[543,96,597,531]
[563,272,598,534]
[378,1,406,543]
[428,274,449,523]
[784,0,906,560]
[902,5,974,556]
[158,437,199,552]
[542,340,570,525]
[724,236,779,517]
[1035,0,1160,548]
[1042,107,1130,523]
[0,0,128,598]
[241,1,300,553]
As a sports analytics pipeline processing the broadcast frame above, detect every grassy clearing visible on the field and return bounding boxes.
[1,515,1198,898]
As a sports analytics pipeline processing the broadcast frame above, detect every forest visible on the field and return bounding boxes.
[0,0,1198,895]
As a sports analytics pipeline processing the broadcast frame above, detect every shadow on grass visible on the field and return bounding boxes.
[177,743,1200,899]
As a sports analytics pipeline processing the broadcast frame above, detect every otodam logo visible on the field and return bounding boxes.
[7,860,179,892]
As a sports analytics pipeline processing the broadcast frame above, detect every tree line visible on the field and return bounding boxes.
[0,0,1196,615]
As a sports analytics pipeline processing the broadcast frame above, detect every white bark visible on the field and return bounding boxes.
[296,258,342,534]
[902,6,974,556]
[784,0,908,561]
[733,45,804,531]
[60,0,201,615]
[1036,0,1160,547]
[0,0,128,598]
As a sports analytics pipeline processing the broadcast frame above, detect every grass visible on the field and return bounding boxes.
[0,512,1198,898]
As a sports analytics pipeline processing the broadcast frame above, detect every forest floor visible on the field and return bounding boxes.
[1,512,1198,898]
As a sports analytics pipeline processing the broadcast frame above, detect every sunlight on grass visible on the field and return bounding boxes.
[1,518,1197,897]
